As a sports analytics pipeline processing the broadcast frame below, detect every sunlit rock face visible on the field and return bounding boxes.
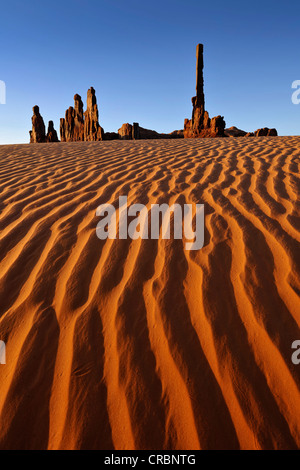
[184,44,225,138]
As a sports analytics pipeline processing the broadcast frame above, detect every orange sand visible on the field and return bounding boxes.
[0,137,299,450]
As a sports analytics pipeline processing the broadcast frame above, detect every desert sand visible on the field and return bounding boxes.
[0,137,299,450]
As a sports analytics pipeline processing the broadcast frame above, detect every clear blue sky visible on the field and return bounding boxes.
[0,0,299,144]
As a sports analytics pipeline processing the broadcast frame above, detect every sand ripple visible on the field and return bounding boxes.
[0,137,299,449]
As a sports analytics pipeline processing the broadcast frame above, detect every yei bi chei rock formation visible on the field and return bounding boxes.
[46,121,59,142]
[60,93,85,142]
[29,106,59,143]
[30,87,104,143]
[29,106,46,143]
[60,87,104,142]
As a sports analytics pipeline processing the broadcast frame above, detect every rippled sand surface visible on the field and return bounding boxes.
[0,137,299,449]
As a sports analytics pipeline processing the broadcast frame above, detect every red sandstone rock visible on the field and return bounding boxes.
[118,123,133,140]
[133,122,140,140]
[104,132,120,140]
[60,118,66,142]
[139,126,163,139]
[64,106,75,141]
[59,89,103,142]
[225,126,248,137]
[254,128,278,137]
[84,87,104,141]
[73,94,85,141]
[60,94,85,142]
[118,123,183,140]
[210,115,226,137]
[30,105,46,143]
[169,129,184,138]
[184,44,225,138]
[46,121,59,142]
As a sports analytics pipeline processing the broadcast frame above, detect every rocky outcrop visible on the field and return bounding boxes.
[254,128,278,137]
[225,127,277,137]
[118,123,133,140]
[60,118,66,142]
[118,123,184,140]
[138,126,167,139]
[30,106,46,143]
[184,44,225,138]
[46,121,59,142]
[225,126,248,137]
[133,122,140,140]
[210,115,226,137]
[118,122,142,140]
[32,88,104,144]
[64,107,75,141]
[104,132,120,140]
[73,94,85,141]
[60,95,85,142]
[29,50,278,144]
[84,87,104,141]
[58,89,103,142]
[169,129,184,138]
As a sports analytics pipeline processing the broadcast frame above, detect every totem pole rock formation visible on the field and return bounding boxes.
[184,44,225,138]
[29,106,46,143]
[84,87,104,141]
[46,121,59,142]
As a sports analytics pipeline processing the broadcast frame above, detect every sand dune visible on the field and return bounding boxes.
[0,137,299,450]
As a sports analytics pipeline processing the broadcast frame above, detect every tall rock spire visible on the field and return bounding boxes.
[73,94,85,141]
[196,44,205,109]
[60,95,85,142]
[46,120,59,142]
[29,106,46,143]
[184,44,225,138]
[84,87,104,141]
